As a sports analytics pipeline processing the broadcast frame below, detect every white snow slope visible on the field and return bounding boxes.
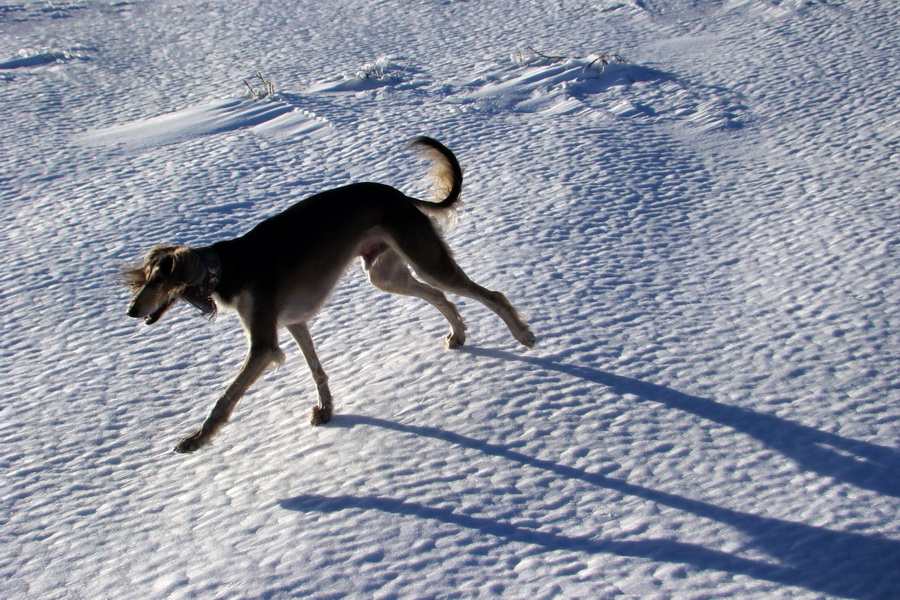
[1,0,898,598]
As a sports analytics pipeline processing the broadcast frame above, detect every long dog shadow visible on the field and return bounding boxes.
[462,346,900,499]
[280,350,900,599]
[282,413,900,599]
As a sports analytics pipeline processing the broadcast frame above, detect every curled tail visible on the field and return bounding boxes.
[408,136,463,210]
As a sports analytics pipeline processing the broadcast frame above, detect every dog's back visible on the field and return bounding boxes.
[210,138,464,307]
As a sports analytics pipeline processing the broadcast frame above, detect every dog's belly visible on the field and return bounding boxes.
[275,270,349,325]
[275,235,390,325]
[277,298,325,324]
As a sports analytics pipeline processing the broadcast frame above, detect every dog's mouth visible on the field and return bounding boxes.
[141,298,176,325]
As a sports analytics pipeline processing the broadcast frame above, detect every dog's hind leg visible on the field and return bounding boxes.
[366,249,468,348]
[287,322,334,425]
[174,314,285,453]
[446,279,535,349]
[391,228,535,348]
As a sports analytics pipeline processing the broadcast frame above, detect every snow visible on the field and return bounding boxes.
[1,0,898,598]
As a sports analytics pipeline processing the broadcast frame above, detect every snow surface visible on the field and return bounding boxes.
[2,0,898,598]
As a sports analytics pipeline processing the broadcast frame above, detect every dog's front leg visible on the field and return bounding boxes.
[286,322,333,425]
[174,342,284,453]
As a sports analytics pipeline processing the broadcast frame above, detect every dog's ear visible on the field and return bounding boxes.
[121,264,146,290]
[122,245,172,289]
[139,245,179,279]
[170,247,207,288]
[157,254,176,278]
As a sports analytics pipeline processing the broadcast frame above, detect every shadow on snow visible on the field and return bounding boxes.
[280,349,900,600]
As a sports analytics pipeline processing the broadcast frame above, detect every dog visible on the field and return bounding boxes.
[124,137,535,453]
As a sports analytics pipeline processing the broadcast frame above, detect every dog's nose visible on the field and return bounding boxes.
[127,304,140,318]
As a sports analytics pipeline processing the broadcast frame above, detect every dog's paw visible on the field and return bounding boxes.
[446,332,466,349]
[174,430,206,454]
[310,405,332,426]
[519,329,536,349]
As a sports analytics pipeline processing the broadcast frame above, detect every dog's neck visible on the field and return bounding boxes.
[182,246,221,316]
[195,246,221,297]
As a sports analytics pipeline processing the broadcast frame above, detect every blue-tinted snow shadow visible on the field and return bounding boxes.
[282,411,900,599]
[462,347,900,499]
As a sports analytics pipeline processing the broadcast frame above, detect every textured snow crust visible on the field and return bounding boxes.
[1,0,898,598]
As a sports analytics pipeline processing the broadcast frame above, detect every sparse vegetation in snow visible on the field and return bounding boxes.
[243,72,276,99]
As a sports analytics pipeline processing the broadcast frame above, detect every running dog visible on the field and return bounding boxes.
[124,137,535,453]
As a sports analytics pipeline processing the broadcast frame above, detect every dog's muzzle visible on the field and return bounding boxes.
[128,296,175,325]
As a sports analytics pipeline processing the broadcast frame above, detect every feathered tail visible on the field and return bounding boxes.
[408,136,463,210]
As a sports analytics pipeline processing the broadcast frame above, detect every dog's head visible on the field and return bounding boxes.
[123,245,213,325]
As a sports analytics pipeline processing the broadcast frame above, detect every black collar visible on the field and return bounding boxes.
[196,246,221,297]
[184,246,221,316]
